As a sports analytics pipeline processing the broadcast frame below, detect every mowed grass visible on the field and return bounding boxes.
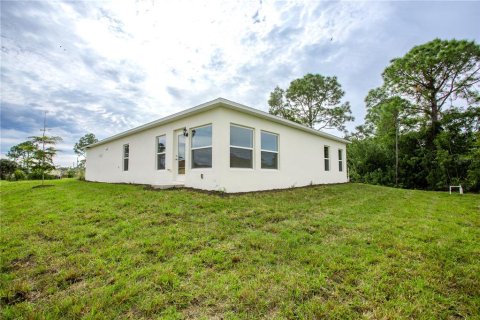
[0,180,479,319]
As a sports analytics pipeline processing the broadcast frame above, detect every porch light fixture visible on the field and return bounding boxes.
[183,127,188,137]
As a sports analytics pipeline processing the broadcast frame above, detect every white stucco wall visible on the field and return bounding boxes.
[86,108,226,191]
[210,107,348,192]
[86,105,348,193]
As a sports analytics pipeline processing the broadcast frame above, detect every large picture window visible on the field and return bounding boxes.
[123,144,129,171]
[261,131,278,169]
[230,125,253,168]
[191,125,212,168]
[324,146,330,171]
[338,149,343,172]
[156,135,166,170]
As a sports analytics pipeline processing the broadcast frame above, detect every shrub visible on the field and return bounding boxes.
[78,169,85,181]
[14,169,27,181]
[66,169,76,178]
[27,170,55,180]
[0,159,17,180]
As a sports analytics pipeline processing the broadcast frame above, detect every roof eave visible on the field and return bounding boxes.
[86,97,350,149]
[216,98,351,144]
[85,98,224,149]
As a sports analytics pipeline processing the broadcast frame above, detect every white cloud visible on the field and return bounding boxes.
[1,0,479,166]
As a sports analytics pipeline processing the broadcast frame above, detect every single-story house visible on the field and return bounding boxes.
[85,98,349,193]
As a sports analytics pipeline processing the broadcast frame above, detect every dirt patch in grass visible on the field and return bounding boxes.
[0,291,28,306]
[9,254,35,271]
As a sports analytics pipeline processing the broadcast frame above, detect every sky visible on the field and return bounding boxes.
[1,0,479,167]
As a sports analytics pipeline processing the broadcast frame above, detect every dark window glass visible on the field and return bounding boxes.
[178,135,185,160]
[324,146,330,171]
[157,136,166,153]
[230,147,253,168]
[261,151,278,169]
[177,134,185,173]
[191,125,212,148]
[123,144,129,171]
[338,149,343,172]
[261,132,278,151]
[157,154,165,170]
[156,136,166,170]
[192,147,212,168]
[261,132,278,169]
[230,125,253,148]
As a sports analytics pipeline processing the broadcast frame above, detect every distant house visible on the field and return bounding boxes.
[85,98,349,193]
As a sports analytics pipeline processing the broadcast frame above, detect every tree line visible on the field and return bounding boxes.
[1,136,62,181]
[268,38,479,192]
[1,133,97,181]
[2,38,478,191]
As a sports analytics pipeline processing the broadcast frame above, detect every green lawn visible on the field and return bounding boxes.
[1,179,479,319]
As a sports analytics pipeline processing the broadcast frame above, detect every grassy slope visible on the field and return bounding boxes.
[0,180,479,319]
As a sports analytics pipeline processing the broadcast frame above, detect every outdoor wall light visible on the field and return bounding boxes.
[183,127,188,137]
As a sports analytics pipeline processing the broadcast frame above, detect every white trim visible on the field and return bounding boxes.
[156,135,166,170]
[230,124,254,169]
[338,148,343,172]
[123,143,129,171]
[190,124,213,150]
[260,131,279,170]
[230,123,254,148]
[86,98,350,149]
[173,129,186,182]
[324,145,330,172]
[191,124,213,169]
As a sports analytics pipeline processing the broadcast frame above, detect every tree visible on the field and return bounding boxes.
[268,74,354,132]
[363,87,418,186]
[0,159,17,180]
[467,131,480,190]
[383,39,480,146]
[29,135,62,184]
[268,86,297,122]
[350,39,480,191]
[433,106,480,190]
[74,133,98,167]
[6,141,36,172]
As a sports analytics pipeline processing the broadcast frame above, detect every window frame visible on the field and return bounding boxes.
[324,145,330,172]
[123,144,129,171]
[156,135,166,170]
[260,130,279,170]
[229,124,254,169]
[191,124,213,169]
[338,149,343,172]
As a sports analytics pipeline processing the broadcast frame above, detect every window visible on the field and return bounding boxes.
[191,125,212,168]
[324,146,330,171]
[230,125,253,168]
[123,144,129,171]
[261,131,278,169]
[338,149,343,172]
[156,135,166,170]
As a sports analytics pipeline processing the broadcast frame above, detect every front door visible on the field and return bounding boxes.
[175,131,186,182]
